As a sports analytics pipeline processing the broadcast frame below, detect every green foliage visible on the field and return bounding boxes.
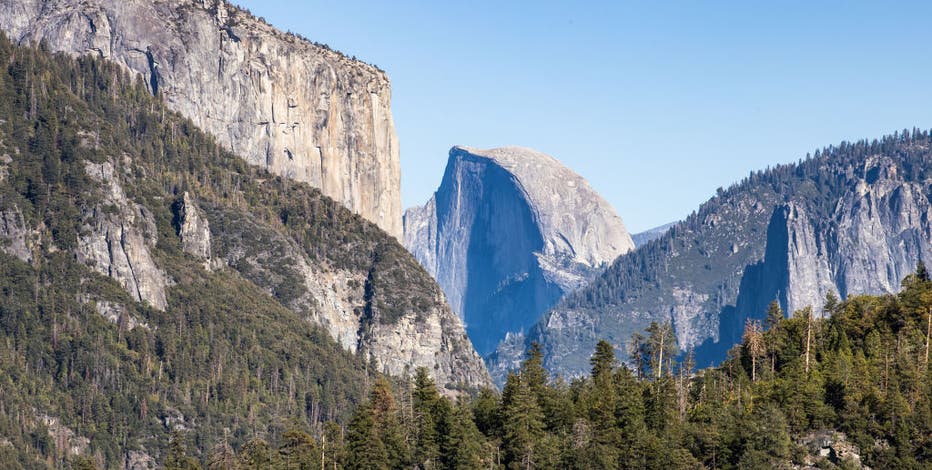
[325,264,932,469]
[0,33,395,468]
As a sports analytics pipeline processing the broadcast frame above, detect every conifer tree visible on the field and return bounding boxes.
[412,368,442,469]
[278,429,319,469]
[346,402,389,470]
[371,377,411,468]
[206,442,237,470]
[442,399,486,469]
[346,377,410,469]
[765,300,784,330]
[164,431,202,470]
[501,372,549,469]
[581,340,621,467]
[239,437,276,470]
[918,260,930,282]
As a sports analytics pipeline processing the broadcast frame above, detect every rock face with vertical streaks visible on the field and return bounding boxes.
[78,161,170,311]
[0,0,402,237]
[174,191,212,268]
[404,146,635,355]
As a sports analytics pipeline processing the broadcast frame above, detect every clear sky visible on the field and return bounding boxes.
[236,0,932,233]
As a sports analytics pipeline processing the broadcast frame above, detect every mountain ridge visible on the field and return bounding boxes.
[490,130,932,380]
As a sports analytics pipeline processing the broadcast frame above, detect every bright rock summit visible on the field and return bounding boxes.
[404,146,635,355]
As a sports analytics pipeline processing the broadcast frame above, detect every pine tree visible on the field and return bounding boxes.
[372,377,411,469]
[823,291,840,317]
[628,332,647,379]
[442,399,485,470]
[412,368,442,469]
[238,437,276,470]
[521,343,573,433]
[765,300,784,330]
[918,260,930,282]
[164,431,202,470]
[206,441,237,470]
[278,429,319,469]
[346,402,389,470]
[501,372,549,469]
[472,387,502,438]
[581,340,621,467]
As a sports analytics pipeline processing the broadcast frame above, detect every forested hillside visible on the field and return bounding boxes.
[0,35,484,469]
[273,265,931,469]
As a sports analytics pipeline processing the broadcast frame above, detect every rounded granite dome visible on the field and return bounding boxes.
[451,145,635,267]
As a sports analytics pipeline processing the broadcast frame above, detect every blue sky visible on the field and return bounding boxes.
[237,1,932,233]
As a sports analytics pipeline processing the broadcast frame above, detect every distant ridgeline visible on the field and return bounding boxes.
[0,35,488,468]
[490,128,932,382]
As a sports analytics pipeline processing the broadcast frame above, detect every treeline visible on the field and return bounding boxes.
[188,265,932,469]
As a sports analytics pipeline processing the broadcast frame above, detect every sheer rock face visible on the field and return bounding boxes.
[78,161,170,311]
[501,146,932,381]
[404,146,635,355]
[208,206,491,389]
[0,0,402,238]
[175,192,212,268]
[778,157,932,315]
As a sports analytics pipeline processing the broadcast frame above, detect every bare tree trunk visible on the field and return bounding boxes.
[925,308,931,374]
[751,355,756,382]
[805,310,812,374]
[658,333,664,379]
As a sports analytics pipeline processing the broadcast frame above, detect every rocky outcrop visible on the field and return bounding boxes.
[174,191,212,267]
[0,0,402,238]
[0,205,34,263]
[78,294,151,331]
[498,135,932,379]
[78,161,169,311]
[209,206,491,389]
[404,146,634,355]
[797,430,865,469]
[734,155,932,327]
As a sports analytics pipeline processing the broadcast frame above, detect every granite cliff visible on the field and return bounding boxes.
[490,132,932,381]
[0,0,402,237]
[404,146,635,355]
[0,40,488,395]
